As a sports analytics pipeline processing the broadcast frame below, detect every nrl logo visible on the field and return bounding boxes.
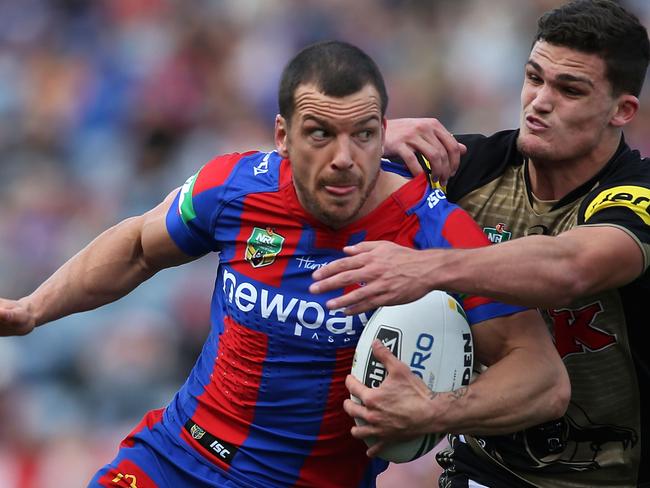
[245,227,285,268]
[483,222,512,243]
[190,424,206,440]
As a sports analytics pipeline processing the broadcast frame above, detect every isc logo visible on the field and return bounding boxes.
[210,440,232,459]
[363,326,401,388]
[427,188,446,208]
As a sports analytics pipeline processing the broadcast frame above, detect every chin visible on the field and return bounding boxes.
[321,209,357,228]
[517,134,551,162]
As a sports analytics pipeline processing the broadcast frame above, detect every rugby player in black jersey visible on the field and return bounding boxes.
[312,1,650,487]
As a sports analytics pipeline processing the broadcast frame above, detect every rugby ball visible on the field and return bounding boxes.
[350,290,474,463]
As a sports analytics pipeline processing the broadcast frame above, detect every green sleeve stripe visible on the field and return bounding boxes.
[179,172,199,224]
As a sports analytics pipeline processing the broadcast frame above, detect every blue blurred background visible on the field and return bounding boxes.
[0,1,648,486]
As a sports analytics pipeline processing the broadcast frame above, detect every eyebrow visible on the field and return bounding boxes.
[526,59,594,87]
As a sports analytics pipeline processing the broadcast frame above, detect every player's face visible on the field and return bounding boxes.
[275,83,386,228]
[517,41,628,167]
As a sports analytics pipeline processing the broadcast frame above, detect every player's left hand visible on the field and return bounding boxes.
[309,241,430,314]
[384,118,466,186]
[0,297,37,336]
[343,340,438,456]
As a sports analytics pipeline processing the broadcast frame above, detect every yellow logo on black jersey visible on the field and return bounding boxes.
[584,185,650,225]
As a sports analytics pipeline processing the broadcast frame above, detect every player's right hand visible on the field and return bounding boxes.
[384,118,466,186]
[0,298,37,336]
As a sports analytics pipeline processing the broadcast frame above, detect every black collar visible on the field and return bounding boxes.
[523,135,631,211]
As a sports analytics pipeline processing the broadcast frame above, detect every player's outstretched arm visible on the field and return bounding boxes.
[311,225,645,312]
[384,118,466,186]
[0,190,196,336]
[344,309,570,456]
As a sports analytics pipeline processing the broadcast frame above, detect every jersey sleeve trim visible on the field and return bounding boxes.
[179,170,200,224]
[584,185,650,225]
[463,300,528,326]
[166,190,214,256]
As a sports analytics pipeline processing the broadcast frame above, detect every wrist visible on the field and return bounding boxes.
[18,296,40,328]
[421,248,449,291]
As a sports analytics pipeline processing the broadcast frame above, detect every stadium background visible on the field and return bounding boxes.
[0,1,648,486]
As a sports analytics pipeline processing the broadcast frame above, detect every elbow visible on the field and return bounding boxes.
[541,363,571,422]
[549,372,571,420]
[527,349,571,424]
[550,260,594,308]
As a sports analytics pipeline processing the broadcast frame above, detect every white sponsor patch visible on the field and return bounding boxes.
[221,269,369,341]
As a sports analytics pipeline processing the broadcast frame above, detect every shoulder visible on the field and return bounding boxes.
[580,145,650,225]
[447,129,522,201]
[190,150,283,197]
[406,181,489,249]
[174,150,284,231]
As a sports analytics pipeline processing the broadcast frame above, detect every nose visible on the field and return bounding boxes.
[530,84,553,113]
[330,135,354,170]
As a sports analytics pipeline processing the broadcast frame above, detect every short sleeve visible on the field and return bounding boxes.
[580,184,650,271]
[166,153,245,256]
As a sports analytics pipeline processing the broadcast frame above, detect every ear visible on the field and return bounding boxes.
[610,94,639,128]
[275,114,289,157]
[380,116,387,154]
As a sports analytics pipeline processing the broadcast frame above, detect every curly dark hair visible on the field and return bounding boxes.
[534,0,650,96]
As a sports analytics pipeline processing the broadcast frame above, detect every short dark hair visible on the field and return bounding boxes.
[534,0,650,96]
[278,40,388,122]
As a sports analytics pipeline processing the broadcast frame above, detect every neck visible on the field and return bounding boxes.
[528,133,621,200]
[342,170,406,228]
[363,170,408,210]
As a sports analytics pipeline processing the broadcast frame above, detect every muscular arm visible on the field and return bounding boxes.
[311,224,645,312]
[431,225,644,307]
[0,190,196,335]
[345,309,570,450]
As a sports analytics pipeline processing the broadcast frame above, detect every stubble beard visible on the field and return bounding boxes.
[294,168,379,229]
[517,132,556,167]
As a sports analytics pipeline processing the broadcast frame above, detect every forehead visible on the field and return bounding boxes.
[528,41,608,86]
[292,83,382,126]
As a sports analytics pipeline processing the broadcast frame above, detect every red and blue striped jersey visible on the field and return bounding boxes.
[162,150,525,488]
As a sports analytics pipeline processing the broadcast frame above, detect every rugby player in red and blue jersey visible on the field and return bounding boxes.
[0,41,569,488]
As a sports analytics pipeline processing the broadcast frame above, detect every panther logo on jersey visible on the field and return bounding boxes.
[245,227,285,268]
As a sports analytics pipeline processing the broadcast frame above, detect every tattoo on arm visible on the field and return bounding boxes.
[430,387,468,401]
[448,387,468,401]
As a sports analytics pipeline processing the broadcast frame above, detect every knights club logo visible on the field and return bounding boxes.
[483,222,512,243]
[190,424,206,440]
[245,227,285,268]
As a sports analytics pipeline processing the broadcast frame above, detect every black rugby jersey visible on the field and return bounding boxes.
[442,129,650,488]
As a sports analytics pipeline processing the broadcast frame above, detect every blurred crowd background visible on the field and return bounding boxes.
[0,1,648,487]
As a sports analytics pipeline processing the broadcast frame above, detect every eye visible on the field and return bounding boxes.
[561,86,583,97]
[355,129,374,142]
[526,72,543,85]
[310,128,329,140]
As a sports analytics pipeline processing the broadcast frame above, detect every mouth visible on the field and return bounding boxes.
[323,185,357,196]
[525,115,549,132]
